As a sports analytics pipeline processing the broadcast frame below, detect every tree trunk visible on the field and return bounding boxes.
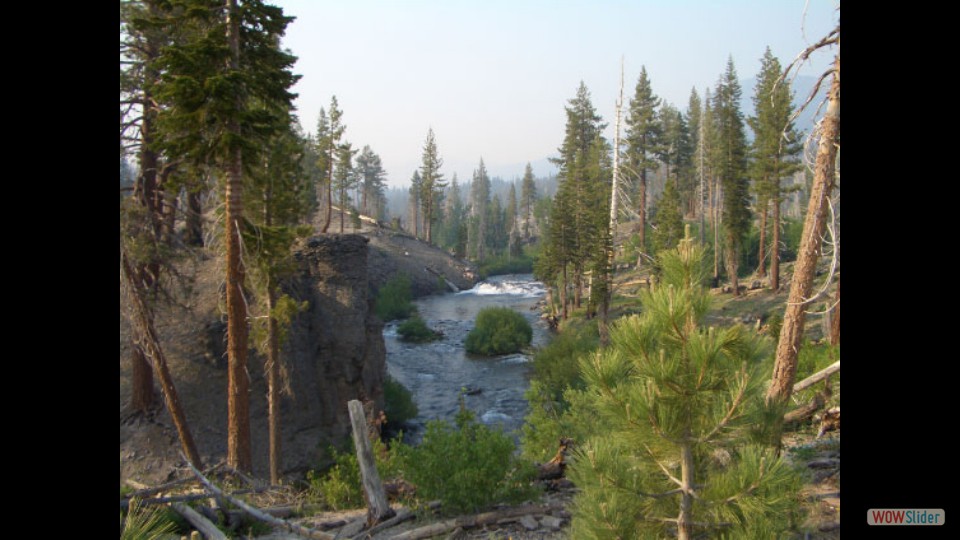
[829,277,840,345]
[266,286,282,485]
[130,346,155,412]
[186,189,204,246]
[573,271,582,309]
[756,199,768,278]
[771,190,781,290]
[347,400,396,526]
[322,153,333,233]
[766,51,839,407]
[225,0,252,473]
[339,186,345,233]
[677,442,695,540]
[725,234,739,297]
[712,179,721,283]
[638,170,647,256]
[121,249,202,468]
[560,266,568,320]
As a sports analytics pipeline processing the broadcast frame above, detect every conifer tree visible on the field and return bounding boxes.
[408,170,422,238]
[333,141,358,233]
[468,159,491,261]
[625,67,663,259]
[319,96,345,233]
[713,58,751,296]
[748,48,802,288]
[356,145,386,219]
[571,229,801,539]
[686,88,703,223]
[520,163,538,239]
[419,128,446,244]
[653,177,684,254]
[153,0,298,472]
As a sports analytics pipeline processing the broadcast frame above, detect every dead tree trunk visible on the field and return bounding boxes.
[266,286,282,485]
[347,400,395,526]
[771,189,782,290]
[185,189,204,246]
[601,60,625,346]
[829,276,840,345]
[121,249,202,468]
[767,43,840,408]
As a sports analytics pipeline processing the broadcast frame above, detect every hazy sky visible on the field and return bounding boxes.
[272,0,839,188]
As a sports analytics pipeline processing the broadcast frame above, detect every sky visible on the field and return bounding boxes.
[272,0,839,188]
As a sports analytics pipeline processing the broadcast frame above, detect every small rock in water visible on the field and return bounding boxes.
[519,515,540,531]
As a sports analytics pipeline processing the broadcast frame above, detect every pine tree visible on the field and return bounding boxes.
[625,67,663,259]
[653,177,684,254]
[333,142,358,233]
[319,96,346,233]
[686,88,703,226]
[659,103,693,217]
[713,58,751,296]
[408,170,422,238]
[355,145,387,219]
[520,163,538,240]
[419,128,446,244]
[468,158,491,261]
[748,48,802,288]
[571,229,801,539]
[549,82,607,310]
[152,0,299,472]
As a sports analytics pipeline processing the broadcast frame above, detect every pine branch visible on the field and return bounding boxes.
[697,363,749,443]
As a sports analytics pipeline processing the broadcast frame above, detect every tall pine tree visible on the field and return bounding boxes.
[713,57,751,296]
[419,128,446,244]
[748,48,802,288]
[625,67,662,260]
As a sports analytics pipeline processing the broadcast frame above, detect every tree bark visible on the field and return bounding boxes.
[766,50,839,407]
[121,249,202,468]
[771,189,781,290]
[638,170,647,259]
[186,189,204,246]
[756,199,768,278]
[829,276,840,345]
[266,286,282,485]
[677,442,695,540]
[225,0,252,473]
[347,400,396,526]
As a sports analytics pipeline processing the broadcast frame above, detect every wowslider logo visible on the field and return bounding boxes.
[868,509,944,526]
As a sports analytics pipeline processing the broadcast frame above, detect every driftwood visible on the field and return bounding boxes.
[389,505,559,540]
[172,503,228,540]
[792,361,840,393]
[183,456,335,540]
[348,399,396,526]
[350,502,441,540]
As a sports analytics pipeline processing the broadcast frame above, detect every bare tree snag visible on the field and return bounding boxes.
[766,37,840,408]
[829,277,840,345]
[348,400,396,526]
[601,59,625,345]
[121,249,202,468]
[172,503,228,540]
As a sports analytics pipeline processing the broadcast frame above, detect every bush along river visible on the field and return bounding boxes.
[383,274,550,442]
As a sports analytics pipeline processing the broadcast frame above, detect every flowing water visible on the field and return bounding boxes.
[384,274,550,442]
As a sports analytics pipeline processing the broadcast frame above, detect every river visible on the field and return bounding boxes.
[383,274,550,442]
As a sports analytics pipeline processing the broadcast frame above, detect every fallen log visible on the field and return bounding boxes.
[120,487,266,509]
[183,456,335,540]
[172,503,228,540]
[792,361,840,393]
[351,502,441,540]
[784,390,827,425]
[389,504,558,540]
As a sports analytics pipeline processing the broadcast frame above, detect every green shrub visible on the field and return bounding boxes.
[307,438,407,510]
[404,406,539,514]
[465,307,532,356]
[397,316,440,343]
[376,274,415,321]
[384,374,418,426]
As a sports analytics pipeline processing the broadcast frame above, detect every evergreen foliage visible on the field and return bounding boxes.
[568,231,802,538]
[465,307,533,356]
[652,177,684,254]
[713,57,752,292]
[520,163,538,239]
[419,128,446,244]
[625,67,663,253]
[120,498,178,540]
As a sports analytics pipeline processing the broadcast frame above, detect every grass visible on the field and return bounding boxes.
[397,315,441,343]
